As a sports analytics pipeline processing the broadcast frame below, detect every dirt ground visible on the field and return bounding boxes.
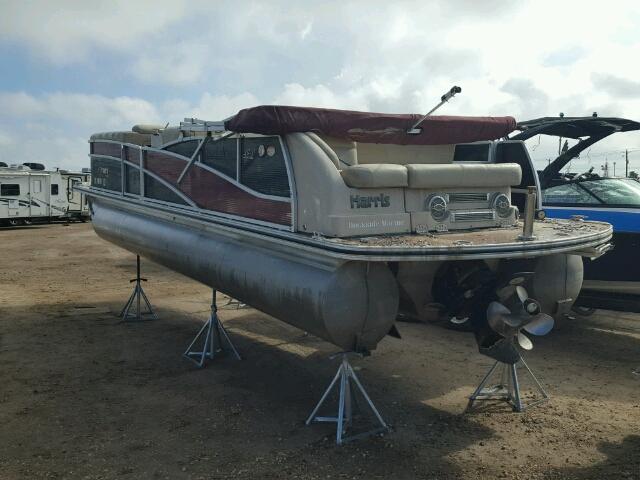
[0,222,639,480]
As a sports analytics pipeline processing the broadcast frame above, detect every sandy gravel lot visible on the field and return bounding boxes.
[0,222,639,479]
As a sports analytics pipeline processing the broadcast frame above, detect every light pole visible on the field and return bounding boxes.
[626,150,629,177]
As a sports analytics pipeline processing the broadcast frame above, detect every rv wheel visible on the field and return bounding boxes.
[8,219,22,226]
[23,219,33,225]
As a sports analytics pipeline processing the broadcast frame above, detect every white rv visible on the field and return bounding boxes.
[59,170,91,221]
[0,165,90,226]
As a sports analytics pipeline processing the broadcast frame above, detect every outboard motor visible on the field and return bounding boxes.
[432,254,579,363]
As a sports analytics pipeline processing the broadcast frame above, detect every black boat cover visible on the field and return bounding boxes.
[514,117,640,140]
[514,116,640,188]
[225,105,516,145]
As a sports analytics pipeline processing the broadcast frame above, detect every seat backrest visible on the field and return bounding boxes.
[405,163,522,189]
[357,143,455,165]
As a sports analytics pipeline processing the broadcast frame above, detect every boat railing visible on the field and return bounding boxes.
[179,118,227,134]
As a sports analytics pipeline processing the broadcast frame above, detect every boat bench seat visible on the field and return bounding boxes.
[406,163,522,188]
[340,164,408,188]
[340,162,522,189]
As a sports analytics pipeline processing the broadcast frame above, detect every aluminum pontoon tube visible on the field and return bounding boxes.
[91,201,399,352]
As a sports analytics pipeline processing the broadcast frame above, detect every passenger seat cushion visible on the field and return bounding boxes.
[406,163,522,188]
[90,131,152,146]
[132,124,165,134]
[340,164,408,188]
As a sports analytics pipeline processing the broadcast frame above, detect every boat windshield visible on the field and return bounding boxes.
[580,178,640,206]
[544,178,640,206]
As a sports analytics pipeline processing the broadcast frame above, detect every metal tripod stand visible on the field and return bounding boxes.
[183,289,241,368]
[306,353,389,445]
[467,355,549,412]
[120,255,158,322]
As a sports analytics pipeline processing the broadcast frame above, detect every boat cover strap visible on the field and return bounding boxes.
[225,105,516,146]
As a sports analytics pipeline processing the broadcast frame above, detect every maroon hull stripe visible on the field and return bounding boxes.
[145,151,182,182]
[145,151,292,226]
[92,142,122,158]
[124,146,139,164]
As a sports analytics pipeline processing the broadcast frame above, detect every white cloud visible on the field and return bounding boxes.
[0,91,162,170]
[0,130,12,147]
[0,92,161,129]
[130,43,210,86]
[0,0,188,64]
[273,83,368,110]
[0,90,262,170]
[2,0,640,173]
[300,21,313,40]
[188,92,260,120]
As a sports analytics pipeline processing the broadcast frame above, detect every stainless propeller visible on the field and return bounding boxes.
[486,285,554,351]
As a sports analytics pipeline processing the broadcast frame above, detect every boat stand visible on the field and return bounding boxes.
[120,255,158,322]
[223,297,248,309]
[306,353,389,445]
[183,290,241,368]
[466,356,549,412]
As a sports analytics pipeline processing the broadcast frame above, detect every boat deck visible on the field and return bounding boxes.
[80,187,613,262]
[316,219,612,260]
[327,219,606,248]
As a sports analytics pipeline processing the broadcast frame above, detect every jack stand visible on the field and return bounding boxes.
[183,290,241,368]
[466,356,549,412]
[223,297,247,309]
[120,255,157,322]
[306,353,389,445]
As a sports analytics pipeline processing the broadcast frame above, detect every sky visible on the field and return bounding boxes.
[1,0,639,174]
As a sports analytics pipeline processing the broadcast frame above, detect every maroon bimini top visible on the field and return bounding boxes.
[225,105,516,146]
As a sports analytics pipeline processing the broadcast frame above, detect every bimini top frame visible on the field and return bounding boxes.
[179,118,228,134]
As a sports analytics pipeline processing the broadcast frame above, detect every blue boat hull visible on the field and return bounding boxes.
[545,206,640,311]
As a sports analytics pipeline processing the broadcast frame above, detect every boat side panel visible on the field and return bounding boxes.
[92,142,122,157]
[144,150,292,226]
[545,206,640,233]
[285,132,411,237]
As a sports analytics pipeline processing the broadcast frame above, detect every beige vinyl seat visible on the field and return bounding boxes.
[341,163,522,189]
[90,131,152,146]
[340,164,408,188]
[406,163,522,188]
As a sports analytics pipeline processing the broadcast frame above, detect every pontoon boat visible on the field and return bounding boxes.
[77,105,612,362]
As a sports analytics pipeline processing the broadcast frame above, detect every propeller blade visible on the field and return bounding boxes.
[523,313,555,336]
[450,316,469,324]
[487,301,510,317]
[505,271,534,286]
[517,332,533,350]
[516,285,528,303]
[508,275,526,285]
[496,285,515,300]
[502,313,525,328]
[487,301,512,335]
